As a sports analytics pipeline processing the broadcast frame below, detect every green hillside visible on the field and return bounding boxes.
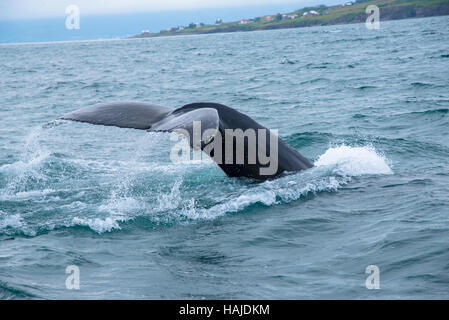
[133,0,449,38]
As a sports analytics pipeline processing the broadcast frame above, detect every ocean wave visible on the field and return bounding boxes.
[354,85,377,90]
[146,145,393,223]
[304,62,331,69]
[0,281,36,299]
[70,217,122,233]
[410,82,434,88]
[409,108,449,116]
[0,144,393,235]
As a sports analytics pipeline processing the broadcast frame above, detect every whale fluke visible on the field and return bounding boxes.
[61,102,313,179]
[61,102,172,130]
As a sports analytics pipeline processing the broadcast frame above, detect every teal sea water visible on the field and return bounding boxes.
[1,16,449,299]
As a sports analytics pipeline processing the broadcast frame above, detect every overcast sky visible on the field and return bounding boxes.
[0,0,339,20]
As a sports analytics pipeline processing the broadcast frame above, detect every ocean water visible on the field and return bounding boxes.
[1,16,449,299]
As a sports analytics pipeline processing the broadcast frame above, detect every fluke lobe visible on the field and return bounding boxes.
[61,102,313,180]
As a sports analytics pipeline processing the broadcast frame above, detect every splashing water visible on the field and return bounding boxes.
[315,145,393,176]
[0,124,393,235]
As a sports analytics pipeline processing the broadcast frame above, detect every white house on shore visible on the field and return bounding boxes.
[302,10,319,17]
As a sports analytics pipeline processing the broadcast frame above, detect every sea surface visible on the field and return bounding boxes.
[1,16,449,299]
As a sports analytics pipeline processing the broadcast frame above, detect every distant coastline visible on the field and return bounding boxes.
[132,0,449,39]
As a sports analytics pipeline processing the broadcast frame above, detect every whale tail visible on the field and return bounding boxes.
[61,102,313,179]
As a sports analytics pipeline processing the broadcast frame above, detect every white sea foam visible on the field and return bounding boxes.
[0,126,51,200]
[315,145,393,176]
[0,188,56,201]
[155,179,188,212]
[0,151,50,176]
[98,197,144,216]
[180,175,343,221]
[0,213,23,230]
[71,217,121,233]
